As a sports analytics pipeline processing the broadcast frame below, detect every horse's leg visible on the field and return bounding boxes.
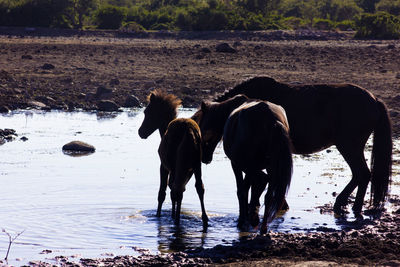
[194,165,209,228]
[248,171,268,227]
[335,143,370,215]
[157,164,169,217]
[169,170,176,219]
[231,162,247,227]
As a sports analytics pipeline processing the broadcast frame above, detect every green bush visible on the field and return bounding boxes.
[282,16,307,29]
[335,19,355,31]
[313,18,335,30]
[94,5,127,29]
[376,0,400,16]
[355,12,400,39]
[120,21,145,32]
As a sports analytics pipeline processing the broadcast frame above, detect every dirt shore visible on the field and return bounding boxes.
[0,28,399,266]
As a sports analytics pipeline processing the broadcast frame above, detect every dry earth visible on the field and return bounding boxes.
[0,27,399,266]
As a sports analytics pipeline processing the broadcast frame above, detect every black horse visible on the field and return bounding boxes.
[213,77,392,215]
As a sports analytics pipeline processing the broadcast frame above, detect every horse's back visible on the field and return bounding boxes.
[158,118,201,172]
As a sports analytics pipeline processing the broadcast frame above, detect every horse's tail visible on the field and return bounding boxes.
[370,99,392,208]
[264,122,293,223]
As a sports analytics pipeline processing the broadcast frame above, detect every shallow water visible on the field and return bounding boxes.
[0,110,398,265]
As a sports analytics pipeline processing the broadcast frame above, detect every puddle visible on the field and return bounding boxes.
[0,109,398,265]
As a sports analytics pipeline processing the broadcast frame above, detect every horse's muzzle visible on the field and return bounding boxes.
[138,127,149,139]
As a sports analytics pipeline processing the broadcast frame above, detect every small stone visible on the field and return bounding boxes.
[109,78,120,86]
[216,43,236,53]
[201,47,211,53]
[62,141,95,153]
[21,54,33,59]
[28,101,47,110]
[41,63,55,70]
[20,136,28,141]
[98,100,120,112]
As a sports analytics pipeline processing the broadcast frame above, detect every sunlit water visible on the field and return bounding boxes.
[0,110,398,266]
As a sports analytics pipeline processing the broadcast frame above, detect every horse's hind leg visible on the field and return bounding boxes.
[194,165,208,228]
[335,143,370,215]
[248,171,268,227]
[231,162,248,228]
[157,165,169,217]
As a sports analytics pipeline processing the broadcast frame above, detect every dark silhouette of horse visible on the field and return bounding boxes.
[214,76,392,215]
[138,90,208,227]
[224,100,293,233]
[198,95,292,231]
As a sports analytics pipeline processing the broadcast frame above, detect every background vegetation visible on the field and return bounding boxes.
[0,0,399,38]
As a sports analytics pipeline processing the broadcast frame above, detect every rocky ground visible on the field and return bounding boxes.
[0,27,399,266]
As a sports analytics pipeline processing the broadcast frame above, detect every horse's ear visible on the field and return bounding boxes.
[149,92,155,102]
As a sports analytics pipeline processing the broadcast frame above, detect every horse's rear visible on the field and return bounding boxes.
[158,118,208,227]
[223,101,293,232]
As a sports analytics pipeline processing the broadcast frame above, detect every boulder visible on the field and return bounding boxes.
[62,141,95,153]
[124,95,141,108]
[216,43,236,53]
[97,100,120,112]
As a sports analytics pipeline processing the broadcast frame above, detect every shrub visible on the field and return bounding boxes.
[120,21,145,32]
[335,19,355,31]
[94,5,127,29]
[376,0,400,16]
[282,16,307,29]
[355,12,400,39]
[313,18,335,30]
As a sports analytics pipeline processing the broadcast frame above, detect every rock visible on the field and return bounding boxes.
[28,101,48,110]
[62,141,95,153]
[124,95,141,107]
[216,43,236,53]
[95,86,113,99]
[0,105,10,113]
[387,44,395,49]
[109,78,120,86]
[21,54,33,60]
[34,96,56,106]
[97,100,120,112]
[20,136,28,142]
[41,63,55,70]
[201,47,211,53]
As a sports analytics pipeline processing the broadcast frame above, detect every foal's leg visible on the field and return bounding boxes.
[335,143,370,215]
[231,162,248,227]
[169,170,176,219]
[157,164,169,217]
[194,164,209,228]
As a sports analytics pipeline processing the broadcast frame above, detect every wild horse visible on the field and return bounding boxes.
[198,95,292,230]
[138,90,208,227]
[224,99,293,233]
[213,76,392,216]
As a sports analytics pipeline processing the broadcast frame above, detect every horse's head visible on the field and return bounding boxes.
[198,101,225,164]
[138,90,181,139]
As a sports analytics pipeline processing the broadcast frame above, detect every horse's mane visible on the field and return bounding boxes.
[147,89,182,118]
[215,77,279,102]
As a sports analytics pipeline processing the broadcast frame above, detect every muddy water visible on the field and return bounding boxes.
[0,110,398,265]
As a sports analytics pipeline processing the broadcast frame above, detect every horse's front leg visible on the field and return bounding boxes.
[169,170,176,219]
[194,165,209,229]
[231,162,247,228]
[157,164,169,217]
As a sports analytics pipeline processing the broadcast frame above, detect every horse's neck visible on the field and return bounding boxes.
[158,115,176,137]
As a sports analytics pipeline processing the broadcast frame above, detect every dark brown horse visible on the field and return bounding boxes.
[223,100,293,233]
[198,95,291,229]
[213,76,392,215]
[138,90,208,226]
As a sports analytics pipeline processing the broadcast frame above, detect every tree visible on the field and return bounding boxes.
[69,0,97,29]
[355,0,379,13]
[376,0,400,16]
